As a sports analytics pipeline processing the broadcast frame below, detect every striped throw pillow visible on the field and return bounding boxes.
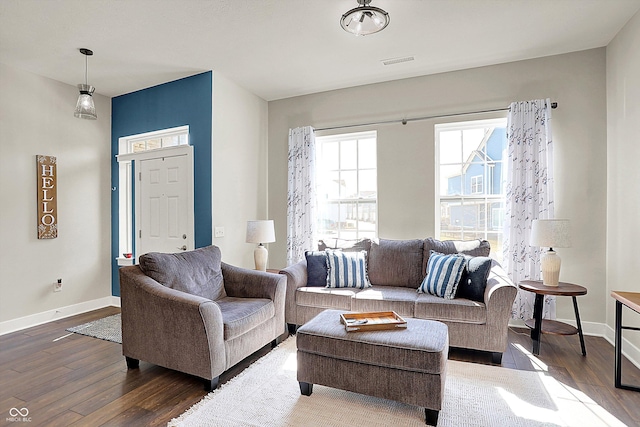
[418,251,466,299]
[325,250,371,289]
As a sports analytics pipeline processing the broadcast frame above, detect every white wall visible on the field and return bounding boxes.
[607,10,640,348]
[0,63,112,327]
[212,72,269,268]
[268,49,608,325]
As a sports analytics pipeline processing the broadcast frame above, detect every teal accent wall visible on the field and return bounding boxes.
[111,72,212,296]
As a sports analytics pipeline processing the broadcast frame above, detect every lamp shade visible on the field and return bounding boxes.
[74,84,97,120]
[340,0,389,36]
[246,220,275,244]
[530,219,571,248]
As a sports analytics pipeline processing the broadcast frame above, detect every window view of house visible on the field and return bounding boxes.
[316,131,377,246]
[436,119,507,261]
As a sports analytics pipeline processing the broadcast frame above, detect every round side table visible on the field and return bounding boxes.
[518,280,587,356]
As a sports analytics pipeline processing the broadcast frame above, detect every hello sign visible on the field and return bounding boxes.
[36,155,57,239]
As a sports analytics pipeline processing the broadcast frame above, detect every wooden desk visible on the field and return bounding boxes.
[519,280,587,356]
[611,291,640,392]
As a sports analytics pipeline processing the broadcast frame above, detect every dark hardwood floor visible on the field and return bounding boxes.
[1,307,639,426]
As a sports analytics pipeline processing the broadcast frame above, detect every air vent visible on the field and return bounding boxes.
[381,56,415,66]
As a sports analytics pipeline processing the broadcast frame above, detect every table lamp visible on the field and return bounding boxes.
[246,220,275,271]
[530,219,571,286]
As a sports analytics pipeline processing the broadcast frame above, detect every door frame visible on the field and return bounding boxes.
[117,145,194,262]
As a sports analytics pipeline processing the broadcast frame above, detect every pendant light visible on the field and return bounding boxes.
[340,0,390,36]
[74,48,97,120]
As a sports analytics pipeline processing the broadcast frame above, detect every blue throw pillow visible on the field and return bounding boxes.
[418,251,466,299]
[305,251,328,287]
[325,250,371,289]
[456,256,493,302]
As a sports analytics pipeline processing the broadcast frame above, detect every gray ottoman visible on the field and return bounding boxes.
[297,309,449,426]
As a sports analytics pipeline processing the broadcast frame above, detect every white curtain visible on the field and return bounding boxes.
[503,99,556,321]
[287,126,317,266]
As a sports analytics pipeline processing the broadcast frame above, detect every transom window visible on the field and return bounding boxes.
[124,127,189,153]
[435,118,507,261]
[315,131,377,245]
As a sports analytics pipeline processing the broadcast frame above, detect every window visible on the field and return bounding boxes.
[315,131,377,245]
[470,175,483,194]
[435,118,507,261]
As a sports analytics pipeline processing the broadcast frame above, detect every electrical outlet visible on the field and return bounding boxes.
[214,226,225,238]
[54,278,63,292]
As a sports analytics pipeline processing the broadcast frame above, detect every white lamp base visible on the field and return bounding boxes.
[254,244,268,271]
[541,249,561,286]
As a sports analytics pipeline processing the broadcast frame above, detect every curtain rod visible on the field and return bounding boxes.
[315,102,558,132]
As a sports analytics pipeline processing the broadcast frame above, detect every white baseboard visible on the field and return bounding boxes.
[0,296,121,336]
[509,317,640,369]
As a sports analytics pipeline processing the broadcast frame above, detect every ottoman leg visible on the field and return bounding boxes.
[299,381,313,396]
[425,408,439,426]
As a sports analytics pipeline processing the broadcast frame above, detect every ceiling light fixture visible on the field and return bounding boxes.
[341,0,389,36]
[74,48,97,120]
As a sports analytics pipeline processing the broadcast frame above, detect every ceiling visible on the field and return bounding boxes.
[1,0,639,101]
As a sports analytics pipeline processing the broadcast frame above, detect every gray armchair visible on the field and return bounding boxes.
[119,245,286,390]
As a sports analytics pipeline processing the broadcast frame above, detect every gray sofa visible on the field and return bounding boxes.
[281,238,517,363]
[119,245,286,390]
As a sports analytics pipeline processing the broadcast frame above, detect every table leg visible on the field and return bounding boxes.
[531,294,544,355]
[614,300,623,388]
[572,296,587,356]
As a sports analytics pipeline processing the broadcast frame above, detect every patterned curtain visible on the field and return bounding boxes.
[287,126,317,266]
[503,99,556,321]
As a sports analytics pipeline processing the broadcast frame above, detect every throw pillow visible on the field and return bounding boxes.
[138,245,226,301]
[305,251,328,287]
[456,256,493,302]
[325,249,371,289]
[422,237,490,278]
[418,251,466,299]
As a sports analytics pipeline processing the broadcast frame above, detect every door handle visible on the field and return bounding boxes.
[178,245,187,251]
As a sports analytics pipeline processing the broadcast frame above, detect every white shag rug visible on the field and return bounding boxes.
[168,337,625,427]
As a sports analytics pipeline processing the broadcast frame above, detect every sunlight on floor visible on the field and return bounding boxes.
[505,343,627,426]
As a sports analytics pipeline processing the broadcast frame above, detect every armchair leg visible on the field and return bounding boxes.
[125,357,139,369]
[271,336,281,348]
[287,323,298,334]
[204,376,219,392]
[425,408,439,426]
[491,352,503,364]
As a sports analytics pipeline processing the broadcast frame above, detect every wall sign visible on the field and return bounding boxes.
[36,155,57,239]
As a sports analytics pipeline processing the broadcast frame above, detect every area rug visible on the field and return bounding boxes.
[168,336,624,427]
[65,313,122,344]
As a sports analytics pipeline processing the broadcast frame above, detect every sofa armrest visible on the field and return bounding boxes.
[222,262,286,302]
[119,265,226,380]
[484,261,518,324]
[280,259,308,325]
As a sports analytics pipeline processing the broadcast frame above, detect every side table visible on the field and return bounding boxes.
[611,291,640,392]
[518,280,587,356]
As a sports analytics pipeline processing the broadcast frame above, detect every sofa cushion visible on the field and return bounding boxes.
[296,287,359,310]
[367,239,424,288]
[305,251,328,287]
[216,297,274,340]
[418,251,466,299]
[422,238,490,278]
[415,293,487,324]
[138,245,226,301]
[318,238,372,253]
[456,256,493,302]
[352,286,419,317]
[326,250,371,289]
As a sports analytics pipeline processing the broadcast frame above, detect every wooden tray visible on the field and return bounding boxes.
[340,311,407,332]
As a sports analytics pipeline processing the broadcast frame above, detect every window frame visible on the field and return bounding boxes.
[435,118,507,260]
[315,130,378,243]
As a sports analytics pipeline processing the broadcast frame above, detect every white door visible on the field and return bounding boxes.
[137,154,194,256]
